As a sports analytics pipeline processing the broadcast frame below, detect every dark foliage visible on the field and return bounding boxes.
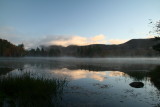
[148,66,160,90]
[0,72,67,107]
[27,38,160,57]
[0,38,25,57]
[150,20,160,52]
[1,38,160,57]
[153,43,160,52]
[126,66,160,90]
[0,68,14,75]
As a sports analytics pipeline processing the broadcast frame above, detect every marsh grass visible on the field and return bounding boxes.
[0,67,13,75]
[0,72,67,107]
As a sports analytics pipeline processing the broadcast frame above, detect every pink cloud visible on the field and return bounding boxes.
[146,35,155,38]
[47,34,107,46]
[108,39,128,44]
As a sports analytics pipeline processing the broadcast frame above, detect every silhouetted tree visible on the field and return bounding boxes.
[153,44,160,52]
[149,19,160,38]
[41,48,46,56]
[35,47,41,56]
[151,20,160,52]
[17,44,25,56]
[28,49,36,56]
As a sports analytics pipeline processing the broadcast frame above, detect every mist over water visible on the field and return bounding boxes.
[1,57,160,64]
[0,57,160,107]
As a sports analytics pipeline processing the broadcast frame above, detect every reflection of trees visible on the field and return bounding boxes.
[125,71,147,81]
[126,66,160,90]
[68,64,110,71]
[148,66,160,90]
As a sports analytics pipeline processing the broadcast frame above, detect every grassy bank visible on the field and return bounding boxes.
[0,72,67,107]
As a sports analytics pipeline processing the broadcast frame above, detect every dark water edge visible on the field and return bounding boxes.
[0,57,160,107]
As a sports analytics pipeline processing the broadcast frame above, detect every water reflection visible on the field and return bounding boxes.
[125,66,160,90]
[52,68,108,81]
[51,68,128,82]
[108,71,126,77]
[148,66,160,90]
[0,58,160,107]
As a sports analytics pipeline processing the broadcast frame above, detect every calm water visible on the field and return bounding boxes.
[0,57,160,107]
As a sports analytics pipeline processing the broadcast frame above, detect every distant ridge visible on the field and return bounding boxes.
[108,38,160,57]
[35,38,160,57]
[121,38,160,48]
[1,38,160,57]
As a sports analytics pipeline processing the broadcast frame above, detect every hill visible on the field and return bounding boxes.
[106,38,160,56]
[27,38,160,57]
[0,38,25,57]
[1,38,160,57]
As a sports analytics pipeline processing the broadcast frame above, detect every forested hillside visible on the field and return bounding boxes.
[1,38,160,57]
[0,38,25,57]
[27,38,160,57]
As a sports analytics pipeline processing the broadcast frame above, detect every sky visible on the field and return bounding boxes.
[0,0,160,48]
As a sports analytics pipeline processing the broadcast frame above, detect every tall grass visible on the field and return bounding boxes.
[0,72,67,107]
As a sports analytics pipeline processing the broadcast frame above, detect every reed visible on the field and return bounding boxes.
[0,72,67,107]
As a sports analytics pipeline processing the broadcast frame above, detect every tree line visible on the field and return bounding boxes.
[26,45,106,57]
[0,38,25,57]
[1,37,160,57]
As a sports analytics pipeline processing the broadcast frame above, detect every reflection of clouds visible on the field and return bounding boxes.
[51,68,107,81]
[91,73,107,81]
[109,71,126,77]
[51,68,126,82]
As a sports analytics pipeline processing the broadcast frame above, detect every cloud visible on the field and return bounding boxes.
[0,27,107,48]
[40,34,107,47]
[91,34,105,41]
[108,39,128,44]
[146,35,155,38]
[49,36,87,46]
[0,26,129,48]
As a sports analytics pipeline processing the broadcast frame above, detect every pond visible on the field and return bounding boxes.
[0,57,160,107]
